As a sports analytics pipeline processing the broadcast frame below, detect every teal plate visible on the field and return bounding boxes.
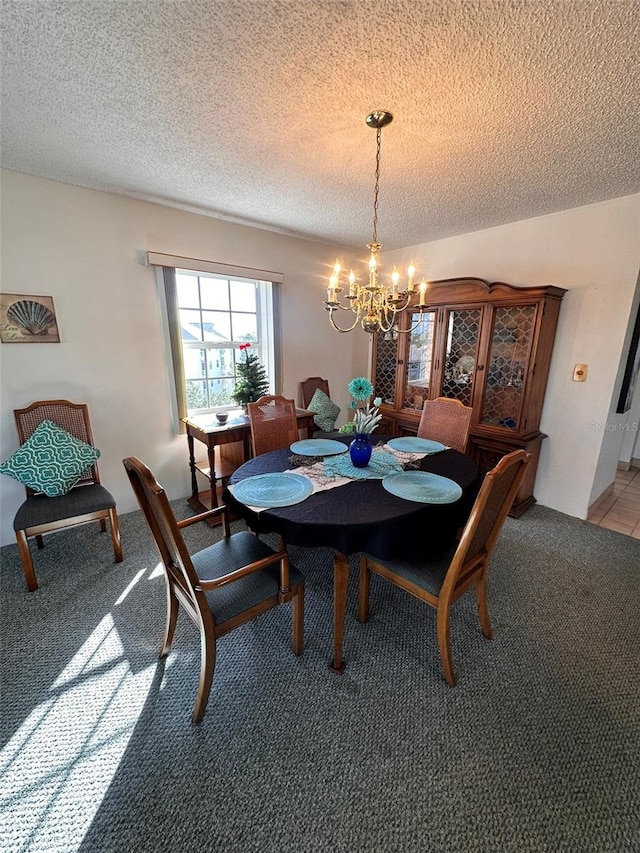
[382,471,462,504]
[290,439,348,456]
[232,473,313,508]
[387,436,447,454]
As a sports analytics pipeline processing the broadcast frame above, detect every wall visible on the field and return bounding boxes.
[386,194,640,518]
[0,171,368,547]
[2,172,639,548]
[616,272,640,469]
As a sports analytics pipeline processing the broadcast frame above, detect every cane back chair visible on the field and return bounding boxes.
[417,397,473,453]
[247,394,299,456]
[359,449,530,686]
[123,456,304,723]
[11,399,122,591]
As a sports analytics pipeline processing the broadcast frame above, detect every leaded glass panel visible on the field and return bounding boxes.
[441,309,481,406]
[373,332,398,406]
[481,305,535,429]
[403,311,436,410]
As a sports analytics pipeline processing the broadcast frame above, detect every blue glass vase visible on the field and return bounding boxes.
[349,432,372,468]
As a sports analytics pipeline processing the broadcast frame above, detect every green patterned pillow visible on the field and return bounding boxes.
[0,419,100,497]
[308,388,341,432]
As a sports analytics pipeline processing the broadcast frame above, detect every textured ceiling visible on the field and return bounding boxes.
[1,0,639,250]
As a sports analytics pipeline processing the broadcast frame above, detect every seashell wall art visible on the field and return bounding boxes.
[0,294,60,343]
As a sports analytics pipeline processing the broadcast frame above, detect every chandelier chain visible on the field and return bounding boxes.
[324,109,428,334]
[372,127,382,245]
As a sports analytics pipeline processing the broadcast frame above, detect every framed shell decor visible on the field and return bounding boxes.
[0,294,60,343]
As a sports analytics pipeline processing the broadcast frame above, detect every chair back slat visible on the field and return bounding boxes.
[417,397,473,453]
[248,395,299,456]
[14,399,100,489]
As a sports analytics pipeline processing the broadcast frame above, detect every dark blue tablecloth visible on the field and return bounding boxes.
[224,438,480,559]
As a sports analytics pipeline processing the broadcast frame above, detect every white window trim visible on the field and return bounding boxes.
[149,253,282,432]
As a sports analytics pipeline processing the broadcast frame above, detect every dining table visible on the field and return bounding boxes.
[223,435,481,673]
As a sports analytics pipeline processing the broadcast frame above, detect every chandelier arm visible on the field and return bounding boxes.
[326,306,362,333]
[390,292,413,312]
[376,302,398,333]
[393,308,428,334]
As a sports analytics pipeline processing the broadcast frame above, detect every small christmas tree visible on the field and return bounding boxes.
[232,343,269,407]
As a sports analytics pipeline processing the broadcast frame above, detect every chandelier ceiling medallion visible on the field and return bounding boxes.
[324,110,429,334]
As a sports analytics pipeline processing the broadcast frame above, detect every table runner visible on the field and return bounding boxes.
[229,443,447,510]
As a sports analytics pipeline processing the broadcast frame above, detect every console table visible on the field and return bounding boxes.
[183,409,316,515]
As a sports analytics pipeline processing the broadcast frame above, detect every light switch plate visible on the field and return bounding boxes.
[573,364,588,382]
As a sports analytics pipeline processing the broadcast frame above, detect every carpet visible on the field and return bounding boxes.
[1,502,639,852]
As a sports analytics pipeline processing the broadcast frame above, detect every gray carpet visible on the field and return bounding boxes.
[1,502,639,853]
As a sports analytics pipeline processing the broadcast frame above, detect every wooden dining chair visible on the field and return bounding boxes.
[247,394,299,456]
[358,449,530,686]
[300,376,330,409]
[5,400,122,591]
[123,456,304,723]
[417,397,473,453]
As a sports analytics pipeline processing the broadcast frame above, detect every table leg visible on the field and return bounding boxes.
[207,444,218,508]
[187,433,198,500]
[329,550,349,673]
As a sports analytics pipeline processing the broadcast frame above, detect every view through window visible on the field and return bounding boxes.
[176,269,274,413]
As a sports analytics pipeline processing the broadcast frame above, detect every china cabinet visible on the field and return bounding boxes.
[371,278,566,516]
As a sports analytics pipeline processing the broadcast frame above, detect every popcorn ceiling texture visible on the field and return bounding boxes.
[1,0,638,249]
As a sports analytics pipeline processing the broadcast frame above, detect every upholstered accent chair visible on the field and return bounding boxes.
[123,456,304,723]
[7,400,122,591]
[358,449,530,686]
[417,397,473,453]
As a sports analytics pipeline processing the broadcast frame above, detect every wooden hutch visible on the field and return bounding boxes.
[371,277,566,516]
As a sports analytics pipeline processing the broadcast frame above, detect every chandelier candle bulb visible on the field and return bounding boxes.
[391,267,399,298]
[419,280,428,306]
[407,263,416,292]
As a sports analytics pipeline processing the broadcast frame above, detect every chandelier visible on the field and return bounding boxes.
[324,110,429,334]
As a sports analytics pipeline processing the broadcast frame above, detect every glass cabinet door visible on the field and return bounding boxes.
[440,308,482,407]
[402,311,437,411]
[480,305,536,430]
[373,328,400,407]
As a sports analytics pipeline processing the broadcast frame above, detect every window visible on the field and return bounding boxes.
[176,270,273,413]
[147,252,281,428]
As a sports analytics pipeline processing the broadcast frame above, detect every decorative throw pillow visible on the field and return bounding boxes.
[0,419,100,497]
[307,388,341,432]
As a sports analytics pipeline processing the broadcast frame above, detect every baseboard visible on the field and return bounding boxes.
[588,482,614,517]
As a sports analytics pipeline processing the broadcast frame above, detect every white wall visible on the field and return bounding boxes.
[386,194,640,518]
[2,172,639,548]
[616,273,640,468]
[0,171,368,547]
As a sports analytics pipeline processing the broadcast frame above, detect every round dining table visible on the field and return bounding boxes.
[223,437,480,672]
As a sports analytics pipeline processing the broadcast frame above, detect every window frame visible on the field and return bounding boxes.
[149,253,282,431]
[176,269,273,415]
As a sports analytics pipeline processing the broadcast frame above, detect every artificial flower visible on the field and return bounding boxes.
[339,376,382,435]
[348,377,374,401]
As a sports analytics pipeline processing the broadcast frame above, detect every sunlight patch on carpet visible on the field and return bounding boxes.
[0,614,155,853]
